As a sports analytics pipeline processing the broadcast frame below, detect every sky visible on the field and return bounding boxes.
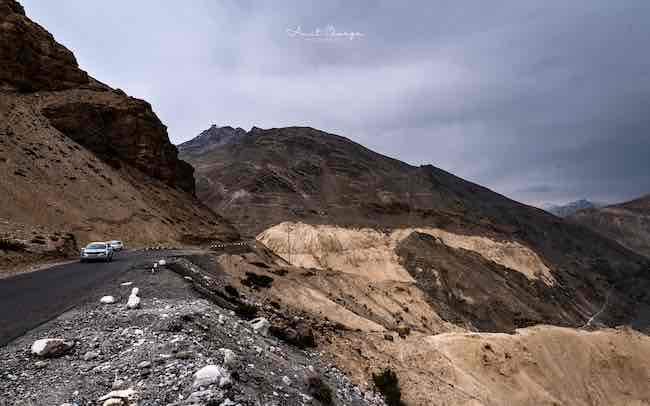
[21,0,650,206]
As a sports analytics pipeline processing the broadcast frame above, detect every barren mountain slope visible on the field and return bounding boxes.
[180,126,650,330]
[571,194,650,258]
[0,0,238,251]
[173,247,650,406]
[330,325,650,406]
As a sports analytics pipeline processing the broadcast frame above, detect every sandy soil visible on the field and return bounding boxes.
[328,326,650,406]
[257,222,554,285]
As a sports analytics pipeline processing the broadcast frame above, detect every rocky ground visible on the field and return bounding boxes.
[0,218,77,278]
[0,259,386,406]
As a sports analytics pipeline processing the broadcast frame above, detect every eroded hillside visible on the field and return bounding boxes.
[170,245,650,406]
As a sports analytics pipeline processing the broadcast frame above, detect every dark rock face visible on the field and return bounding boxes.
[397,232,576,331]
[42,97,195,195]
[570,195,650,258]
[0,0,90,92]
[0,0,195,194]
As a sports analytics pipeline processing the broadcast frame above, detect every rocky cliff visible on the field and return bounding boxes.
[0,0,238,249]
[0,0,194,194]
[0,0,90,92]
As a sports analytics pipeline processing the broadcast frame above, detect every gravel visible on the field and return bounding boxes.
[0,264,386,406]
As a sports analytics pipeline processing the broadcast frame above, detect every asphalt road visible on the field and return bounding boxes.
[0,250,162,346]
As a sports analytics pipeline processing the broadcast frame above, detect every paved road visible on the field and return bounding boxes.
[0,250,162,346]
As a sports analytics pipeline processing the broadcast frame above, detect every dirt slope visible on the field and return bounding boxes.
[174,248,650,406]
[330,326,650,406]
[571,194,650,258]
[0,0,238,251]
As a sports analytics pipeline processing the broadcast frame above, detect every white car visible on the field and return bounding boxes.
[108,240,124,251]
[80,242,114,263]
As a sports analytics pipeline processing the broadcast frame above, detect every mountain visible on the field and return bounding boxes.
[0,0,238,253]
[179,125,650,331]
[178,124,247,156]
[179,125,650,404]
[570,194,650,258]
[541,199,604,217]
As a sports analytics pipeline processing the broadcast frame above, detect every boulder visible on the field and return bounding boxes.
[100,296,116,304]
[126,288,140,309]
[219,348,238,370]
[193,365,231,388]
[83,351,99,361]
[98,388,137,406]
[250,317,270,337]
[31,338,75,358]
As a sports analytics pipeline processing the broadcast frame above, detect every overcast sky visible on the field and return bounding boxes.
[22,1,650,206]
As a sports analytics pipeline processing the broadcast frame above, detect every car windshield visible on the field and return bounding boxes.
[86,243,106,249]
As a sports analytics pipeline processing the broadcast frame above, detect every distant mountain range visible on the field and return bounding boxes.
[570,195,650,258]
[541,199,605,217]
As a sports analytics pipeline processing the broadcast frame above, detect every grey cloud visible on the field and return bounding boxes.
[20,0,650,206]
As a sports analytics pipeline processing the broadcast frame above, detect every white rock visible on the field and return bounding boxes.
[100,296,116,304]
[219,348,237,369]
[158,259,166,266]
[193,365,230,388]
[98,388,136,404]
[31,339,74,358]
[126,288,140,309]
[220,399,237,406]
[120,282,133,286]
[282,375,292,386]
[218,315,226,325]
[249,317,270,336]
[83,351,99,361]
[34,360,48,369]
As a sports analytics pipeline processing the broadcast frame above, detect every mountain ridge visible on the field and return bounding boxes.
[541,199,605,217]
[570,194,650,258]
[179,125,650,330]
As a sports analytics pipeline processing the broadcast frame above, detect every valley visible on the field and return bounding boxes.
[1,1,649,405]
